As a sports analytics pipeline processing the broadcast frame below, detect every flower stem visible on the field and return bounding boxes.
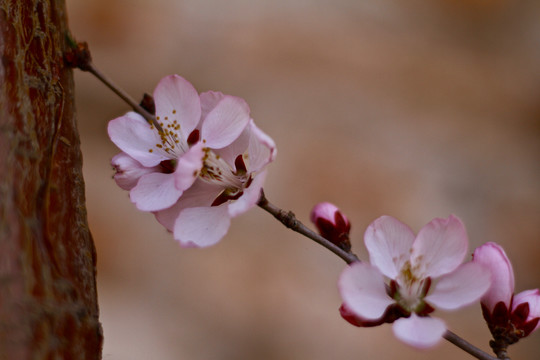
[444,331,501,360]
[64,39,164,134]
[256,190,360,264]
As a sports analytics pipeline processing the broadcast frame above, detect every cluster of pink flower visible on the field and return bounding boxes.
[108,75,276,247]
[109,75,539,352]
[311,204,540,349]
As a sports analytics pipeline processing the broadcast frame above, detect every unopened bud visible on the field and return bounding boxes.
[310,202,351,252]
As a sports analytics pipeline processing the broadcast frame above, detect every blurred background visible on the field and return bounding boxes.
[67,0,540,359]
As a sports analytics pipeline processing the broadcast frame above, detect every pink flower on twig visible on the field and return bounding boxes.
[339,215,491,348]
[108,75,276,248]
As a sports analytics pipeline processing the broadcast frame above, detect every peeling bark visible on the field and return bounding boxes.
[0,1,102,359]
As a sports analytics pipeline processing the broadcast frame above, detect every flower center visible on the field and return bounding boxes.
[394,261,432,315]
[149,117,189,158]
[199,148,252,205]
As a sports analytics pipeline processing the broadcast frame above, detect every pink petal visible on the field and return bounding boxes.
[310,202,342,225]
[338,262,395,320]
[130,172,183,212]
[173,205,231,247]
[201,95,250,149]
[111,152,159,190]
[392,314,446,348]
[227,170,266,218]
[153,75,201,136]
[425,261,491,310]
[108,112,168,167]
[173,142,205,192]
[473,242,515,313]
[212,123,250,167]
[200,91,225,120]
[411,215,468,278]
[364,216,416,279]
[246,121,277,172]
[154,180,222,231]
[513,289,540,329]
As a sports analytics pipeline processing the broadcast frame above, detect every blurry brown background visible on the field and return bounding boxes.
[67,0,540,359]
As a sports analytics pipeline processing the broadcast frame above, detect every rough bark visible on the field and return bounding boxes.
[0,1,102,359]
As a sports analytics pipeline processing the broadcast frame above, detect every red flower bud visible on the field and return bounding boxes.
[310,202,351,251]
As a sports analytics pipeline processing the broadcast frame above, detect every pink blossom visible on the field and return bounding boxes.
[109,75,275,248]
[473,242,540,341]
[310,202,351,251]
[339,215,491,348]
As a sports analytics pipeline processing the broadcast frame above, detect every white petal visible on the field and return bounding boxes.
[154,75,201,136]
[173,142,204,192]
[130,172,183,211]
[200,91,225,120]
[411,215,468,278]
[338,262,394,320]
[425,261,491,310]
[153,180,220,231]
[227,170,266,218]
[212,122,251,167]
[201,95,250,149]
[174,205,231,247]
[111,152,159,190]
[246,122,277,172]
[108,112,168,167]
[392,314,446,348]
[364,216,415,279]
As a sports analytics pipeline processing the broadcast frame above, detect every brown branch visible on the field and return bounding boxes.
[256,190,360,264]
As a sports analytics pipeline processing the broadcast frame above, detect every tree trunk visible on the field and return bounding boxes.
[0,1,102,359]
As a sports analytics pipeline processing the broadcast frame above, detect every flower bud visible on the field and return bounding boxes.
[310,202,351,251]
[473,242,514,315]
[511,289,540,337]
[473,242,540,346]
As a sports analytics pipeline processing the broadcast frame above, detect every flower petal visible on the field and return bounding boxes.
[108,112,168,167]
[154,180,222,231]
[200,91,224,120]
[411,215,468,278]
[111,152,159,190]
[338,262,395,320]
[473,242,515,313]
[425,261,491,310]
[154,75,201,136]
[173,142,205,192]
[364,216,416,279]
[201,95,250,149]
[392,314,446,348]
[130,172,183,211]
[227,169,266,218]
[173,205,231,247]
[246,121,277,172]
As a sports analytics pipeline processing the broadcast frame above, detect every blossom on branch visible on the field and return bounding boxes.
[473,242,540,346]
[108,75,276,248]
[339,215,491,348]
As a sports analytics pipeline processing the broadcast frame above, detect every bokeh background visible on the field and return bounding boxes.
[66,0,540,359]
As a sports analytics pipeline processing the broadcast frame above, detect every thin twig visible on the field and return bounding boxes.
[256,190,360,264]
[86,65,164,133]
[64,39,164,133]
[444,331,499,360]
